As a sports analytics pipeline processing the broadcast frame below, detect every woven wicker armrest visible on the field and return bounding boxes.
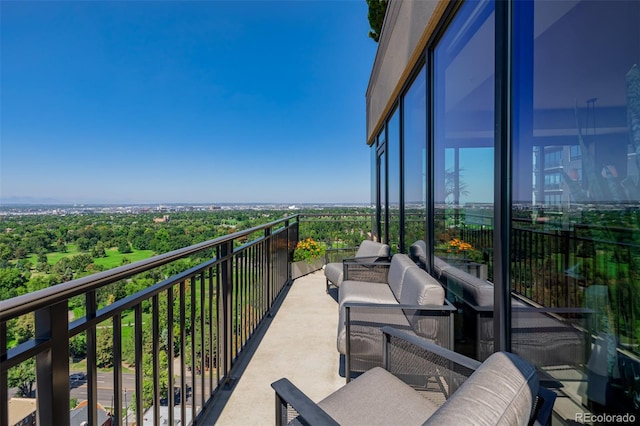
[342,255,391,263]
[381,327,557,425]
[343,261,391,282]
[342,301,456,381]
[271,378,339,426]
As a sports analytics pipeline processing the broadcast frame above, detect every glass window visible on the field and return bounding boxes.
[370,144,377,241]
[377,126,387,244]
[403,67,427,253]
[388,110,401,252]
[512,0,640,415]
[433,0,495,359]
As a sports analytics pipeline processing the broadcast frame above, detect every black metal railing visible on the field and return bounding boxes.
[0,215,298,426]
[298,213,373,262]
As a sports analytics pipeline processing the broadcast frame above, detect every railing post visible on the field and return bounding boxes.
[35,301,69,425]
[1,321,8,426]
[221,240,233,385]
[86,290,98,426]
[265,227,272,315]
[285,219,291,283]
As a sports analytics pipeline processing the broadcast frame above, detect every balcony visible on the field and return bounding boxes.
[1,213,637,425]
[0,213,372,425]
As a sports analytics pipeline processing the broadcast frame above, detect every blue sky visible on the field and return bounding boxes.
[1,0,378,205]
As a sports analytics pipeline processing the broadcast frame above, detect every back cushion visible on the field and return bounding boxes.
[355,240,391,259]
[424,352,538,426]
[399,268,444,306]
[387,254,419,300]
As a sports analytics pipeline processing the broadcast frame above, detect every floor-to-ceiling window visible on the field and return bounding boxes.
[433,0,495,358]
[403,67,427,253]
[377,128,387,244]
[512,0,640,415]
[388,109,401,253]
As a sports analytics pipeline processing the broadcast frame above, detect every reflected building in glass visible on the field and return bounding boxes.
[366,0,640,419]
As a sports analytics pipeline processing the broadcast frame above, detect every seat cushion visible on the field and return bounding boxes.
[319,367,438,426]
[337,280,400,355]
[324,262,344,287]
[424,352,538,426]
[339,280,398,308]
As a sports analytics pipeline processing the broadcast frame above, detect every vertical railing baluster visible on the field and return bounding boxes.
[208,267,214,396]
[113,314,123,426]
[86,290,98,426]
[1,321,8,426]
[167,287,175,426]
[134,304,143,426]
[180,280,186,425]
[35,302,69,424]
[216,262,222,386]
[190,276,197,424]
[200,270,206,409]
[152,294,160,424]
[265,228,272,314]
[234,253,239,356]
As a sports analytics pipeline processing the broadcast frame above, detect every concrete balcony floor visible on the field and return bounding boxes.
[202,270,344,424]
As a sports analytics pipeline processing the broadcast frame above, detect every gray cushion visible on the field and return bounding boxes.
[424,352,538,426]
[319,367,438,426]
[324,262,344,287]
[399,267,445,306]
[387,254,420,301]
[337,280,399,354]
[410,240,428,268]
[355,240,391,259]
[445,266,494,307]
[339,280,398,308]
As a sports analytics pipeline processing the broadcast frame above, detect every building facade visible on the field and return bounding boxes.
[367,0,639,418]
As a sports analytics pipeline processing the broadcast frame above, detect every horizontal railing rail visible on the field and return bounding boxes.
[0,215,299,426]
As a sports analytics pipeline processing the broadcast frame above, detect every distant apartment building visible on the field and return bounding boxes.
[153,215,170,223]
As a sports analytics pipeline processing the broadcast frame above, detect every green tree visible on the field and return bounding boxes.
[0,242,12,261]
[366,0,388,42]
[96,329,114,368]
[69,334,87,362]
[0,267,27,300]
[8,358,36,397]
[118,239,132,254]
[12,314,34,344]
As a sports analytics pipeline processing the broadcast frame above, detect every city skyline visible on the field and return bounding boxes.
[1,0,378,205]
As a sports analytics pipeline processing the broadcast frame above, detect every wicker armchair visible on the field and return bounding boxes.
[324,240,390,292]
[272,327,557,426]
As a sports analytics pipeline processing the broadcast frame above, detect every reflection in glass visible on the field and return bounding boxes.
[378,146,387,244]
[433,0,495,281]
[512,0,640,415]
[388,110,400,252]
[403,67,427,253]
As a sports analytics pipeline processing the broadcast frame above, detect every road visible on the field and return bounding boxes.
[9,370,202,414]
[69,371,136,408]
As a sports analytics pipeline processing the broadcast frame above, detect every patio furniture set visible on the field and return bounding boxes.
[271,240,562,425]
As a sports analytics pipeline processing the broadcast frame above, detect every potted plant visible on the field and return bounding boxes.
[291,238,326,279]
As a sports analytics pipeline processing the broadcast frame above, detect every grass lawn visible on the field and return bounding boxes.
[25,245,154,269]
[93,248,154,269]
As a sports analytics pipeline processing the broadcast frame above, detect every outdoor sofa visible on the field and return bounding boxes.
[272,326,556,426]
[337,253,455,380]
[410,240,591,367]
[324,240,390,292]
